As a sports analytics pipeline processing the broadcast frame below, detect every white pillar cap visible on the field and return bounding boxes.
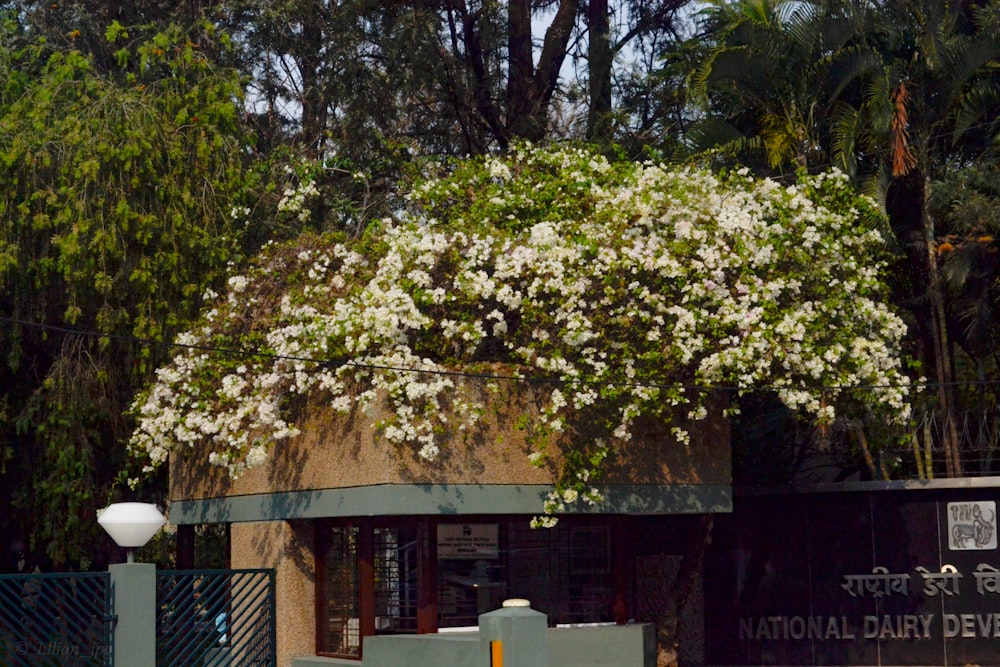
[502,598,531,608]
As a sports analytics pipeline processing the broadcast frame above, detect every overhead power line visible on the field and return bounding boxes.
[0,313,978,394]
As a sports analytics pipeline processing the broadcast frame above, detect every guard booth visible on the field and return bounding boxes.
[169,383,733,666]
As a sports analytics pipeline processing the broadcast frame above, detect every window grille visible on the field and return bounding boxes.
[374,527,418,633]
[568,526,611,622]
[506,521,612,625]
[323,526,360,656]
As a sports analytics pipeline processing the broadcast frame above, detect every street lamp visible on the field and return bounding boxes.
[97,502,166,563]
[97,502,165,667]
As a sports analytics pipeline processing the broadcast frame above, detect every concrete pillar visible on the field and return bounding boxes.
[109,562,157,667]
[479,599,548,667]
[231,520,315,667]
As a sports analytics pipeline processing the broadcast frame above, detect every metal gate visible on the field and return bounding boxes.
[156,569,275,667]
[0,572,114,666]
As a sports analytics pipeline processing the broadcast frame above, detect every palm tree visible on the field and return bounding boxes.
[930,152,1000,471]
[687,0,877,173]
[836,0,1000,476]
[684,0,1000,477]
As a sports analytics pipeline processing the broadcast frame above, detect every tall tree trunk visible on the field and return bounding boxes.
[457,1,509,150]
[922,176,963,475]
[506,0,579,141]
[507,0,534,116]
[298,0,328,157]
[637,515,714,667]
[505,0,537,141]
[586,0,612,144]
[887,84,963,476]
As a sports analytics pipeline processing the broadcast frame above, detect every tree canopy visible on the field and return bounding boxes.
[1,0,999,570]
[0,19,258,567]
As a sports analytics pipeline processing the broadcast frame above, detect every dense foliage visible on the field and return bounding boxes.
[0,0,997,571]
[129,144,910,524]
[0,20,258,567]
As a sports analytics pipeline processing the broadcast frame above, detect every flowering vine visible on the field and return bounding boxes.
[129,144,911,523]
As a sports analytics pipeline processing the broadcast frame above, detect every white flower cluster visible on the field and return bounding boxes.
[277,172,320,223]
[129,145,911,513]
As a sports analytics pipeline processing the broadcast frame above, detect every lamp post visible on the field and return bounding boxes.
[97,502,165,667]
[97,502,165,562]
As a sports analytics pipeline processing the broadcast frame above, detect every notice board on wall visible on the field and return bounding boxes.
[437,523,499,559]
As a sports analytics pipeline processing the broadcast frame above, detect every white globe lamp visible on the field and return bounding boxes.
[97,502,166,563]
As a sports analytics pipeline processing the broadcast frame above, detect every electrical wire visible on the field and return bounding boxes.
[0,313,977,395]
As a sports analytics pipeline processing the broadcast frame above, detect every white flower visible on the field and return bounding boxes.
[227,275,248,293]
[129,148,910,510]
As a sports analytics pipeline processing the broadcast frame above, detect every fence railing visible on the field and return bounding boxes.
[156,568,275,667]
[0,572,113,666]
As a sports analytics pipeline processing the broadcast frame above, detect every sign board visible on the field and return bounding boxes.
[705,492,1000,666]
[438,524,498,559]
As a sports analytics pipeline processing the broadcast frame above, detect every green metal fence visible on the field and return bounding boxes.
[156,569,275,667]
[0,572,114,666]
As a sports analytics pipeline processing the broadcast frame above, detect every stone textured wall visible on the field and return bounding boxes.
[231,520,315,667]
[170,382,730,503]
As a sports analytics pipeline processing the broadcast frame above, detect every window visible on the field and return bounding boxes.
[505,520,613,625]
[321,526,360,656]
[317,520,424,658]
[374,526,418,633]
[434,519,614,628]
[317,516,618,657]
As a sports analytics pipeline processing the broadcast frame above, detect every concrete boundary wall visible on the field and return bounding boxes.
[291,603,654,667]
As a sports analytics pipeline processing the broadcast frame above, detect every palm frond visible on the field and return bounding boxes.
[685,116,762,157]
[953,80,1000,144]
[972,2,1000,34]
[760,110,801,168]
[781,2,822,51]
[827,45,883,102]
[942,242,977,291]
[829,101,860,177]
[938,35,1000,109]
[740,0,774,26]
[857,168,891,216]
[862,74,894,136]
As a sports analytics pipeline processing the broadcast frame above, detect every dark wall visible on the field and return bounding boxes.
[703,486,1000,666]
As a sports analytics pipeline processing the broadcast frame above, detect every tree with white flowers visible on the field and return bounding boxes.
[130,143,911,516]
